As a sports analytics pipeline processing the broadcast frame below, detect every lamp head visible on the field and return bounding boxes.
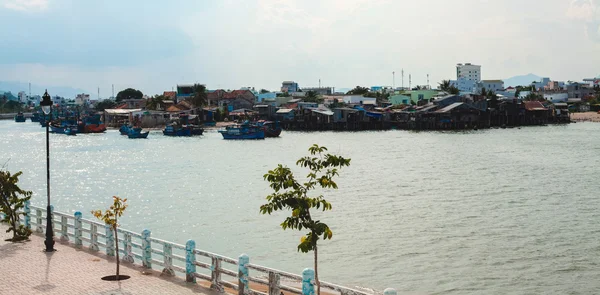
[40,90,52,115]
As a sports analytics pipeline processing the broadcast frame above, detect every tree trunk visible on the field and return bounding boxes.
[315,242,320,295]
[114,226,120,279]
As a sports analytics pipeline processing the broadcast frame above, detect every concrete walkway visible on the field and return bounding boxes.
[0,223,220,295]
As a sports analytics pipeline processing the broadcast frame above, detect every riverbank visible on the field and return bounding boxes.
[570,111,600,122]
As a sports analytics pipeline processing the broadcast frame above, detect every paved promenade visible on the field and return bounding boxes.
[0,223,220,295]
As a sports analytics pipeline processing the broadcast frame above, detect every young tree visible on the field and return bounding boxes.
[346,86,370,95]
[92,196,128,280]
[260,145,351,295]
[0,170,32,242]
[438,80,451,91]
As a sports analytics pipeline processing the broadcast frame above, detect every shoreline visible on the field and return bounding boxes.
[570,112,600,122]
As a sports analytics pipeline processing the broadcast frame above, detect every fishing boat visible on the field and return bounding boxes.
[14,112,26,122]
[78,114,106,133]
[191,125,204,136]
[119,125,132,135]
[255,120,282,138]
[64,126,77,136]
[163,124,192,137]
[218,122,265,140]
[127,127,149,139]
[30,113,40,122]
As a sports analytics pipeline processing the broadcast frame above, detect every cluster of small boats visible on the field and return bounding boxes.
[18,110,107,136]
[15,110,283,140]
[218,120,281,140]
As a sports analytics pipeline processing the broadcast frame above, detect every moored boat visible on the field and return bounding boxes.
[30,113,40,122]
[163,124,192,136]
[255,120,282,137]
[218,122,265,140]
[78,114,106,133]
[14,112,26,122]
[119,125,132,135]
[64,126,77,136]
[127,127,149,139]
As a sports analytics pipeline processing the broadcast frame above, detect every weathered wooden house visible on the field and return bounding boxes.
[523,101,548,125]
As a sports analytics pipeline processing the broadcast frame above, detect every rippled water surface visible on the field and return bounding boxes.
[1,121,599,294]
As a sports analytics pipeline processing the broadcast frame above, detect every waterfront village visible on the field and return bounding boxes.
[3,63,600,132]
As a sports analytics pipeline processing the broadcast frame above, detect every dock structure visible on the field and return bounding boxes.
[1,202,396,295]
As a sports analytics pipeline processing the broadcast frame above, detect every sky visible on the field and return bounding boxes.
[0,0,599,97]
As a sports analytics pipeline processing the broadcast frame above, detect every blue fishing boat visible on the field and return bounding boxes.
[14,112,26,122]
[119,125,132,135]
[163,125,192,137]
[127,127,149,139]
[64,126,77,136]
[219,122,265,140]
[30,113,40,122]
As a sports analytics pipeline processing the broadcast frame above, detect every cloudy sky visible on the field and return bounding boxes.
[0,0,599,96]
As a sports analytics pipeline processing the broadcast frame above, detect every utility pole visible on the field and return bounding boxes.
[319,78,321,88]
[29,82,31,99]
[427,74,430,89]
[393,71,395,90]
[98,87,100,100]
[401,69,404,90]
[409,74,412,90]
[112,84,114,99]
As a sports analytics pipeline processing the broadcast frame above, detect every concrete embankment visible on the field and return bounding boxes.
[0,113,32,120]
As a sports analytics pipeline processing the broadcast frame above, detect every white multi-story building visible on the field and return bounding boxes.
[449,79,477,93]
[75,93,90,106]
[456,63,481,82]
[18,91,27,103]
[477,80,505,92]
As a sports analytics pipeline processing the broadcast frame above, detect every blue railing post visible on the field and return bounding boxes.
[268,271,281,295]
[105,224,115,256]
[90,223,99,251]
[60,216,69,242]
[238,254,249,295]
[122,232,134,263]
[74,212,82,246]
[36,208,43,233]
[162,243,175,276]
[383,288,397,295]
[185,239,196,283]
[210,257,223,292]
[24,200,31,229]
[141,229,152,269]
[302,268,315,295]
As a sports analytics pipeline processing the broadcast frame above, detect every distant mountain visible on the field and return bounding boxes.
[503,74,543,88]
[0,81,89,98]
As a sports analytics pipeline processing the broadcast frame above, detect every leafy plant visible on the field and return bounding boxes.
[92,196,128,280]
[0,170,32,242]
[260,144,351,295]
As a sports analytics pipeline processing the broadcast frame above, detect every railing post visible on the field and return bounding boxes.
[268,271,280,295]
[105,224,115,256]
[74,212,82,246]
[24,200,31,229]
[211,257,223,292]
[141,229,152,269]
[36,208,43,233]
[238,254,249,295]
[121,232,134,263]
[383,288,397,295]
[162,243,175,276]
[90,223,99,251]
[302,268,316,295]
[60,216,69,242]
[185,240,196,283]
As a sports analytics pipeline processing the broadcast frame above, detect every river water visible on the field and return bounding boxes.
[1,120,599,294]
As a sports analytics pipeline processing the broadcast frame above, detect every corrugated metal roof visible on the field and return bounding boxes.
[312,109,334,116]
[416,105,438,113]
[524,101,548,111]
[434,102,464,113]
[276,108,294,114]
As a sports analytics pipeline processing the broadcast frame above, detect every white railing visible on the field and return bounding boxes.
[11,202,398,295]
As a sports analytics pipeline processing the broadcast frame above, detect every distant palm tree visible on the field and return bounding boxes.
[439,80,451,91]
[189,84,207,108]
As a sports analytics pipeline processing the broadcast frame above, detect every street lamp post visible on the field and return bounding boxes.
[40,90,55,252]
